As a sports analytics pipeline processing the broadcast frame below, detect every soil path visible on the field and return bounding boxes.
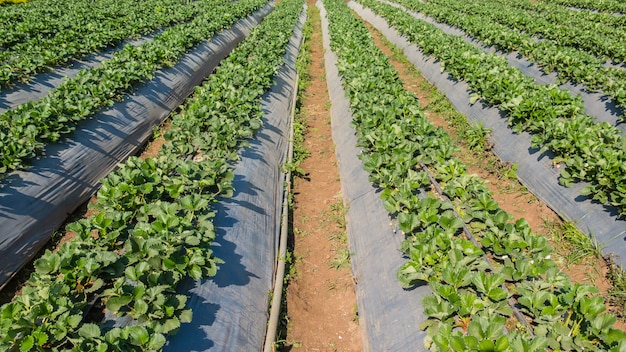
[281,2,363,350]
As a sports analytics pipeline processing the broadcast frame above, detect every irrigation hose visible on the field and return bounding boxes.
[263,69,300,352]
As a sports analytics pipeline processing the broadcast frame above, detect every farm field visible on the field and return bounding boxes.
[1,0,625,350]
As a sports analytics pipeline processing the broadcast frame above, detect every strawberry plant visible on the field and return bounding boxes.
[539,0,626,17]
[501,0,625,29]
[439,0,626,63]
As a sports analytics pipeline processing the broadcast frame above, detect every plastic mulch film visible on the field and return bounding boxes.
[0,5,274,290]
[349,1,626,268]
[381,0,626,135]
[318,1,429,350]
[162,7,306,351]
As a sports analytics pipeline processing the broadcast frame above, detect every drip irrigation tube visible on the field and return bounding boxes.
[263,70,299,352]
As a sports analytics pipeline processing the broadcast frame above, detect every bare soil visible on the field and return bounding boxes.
[281,2,362,350]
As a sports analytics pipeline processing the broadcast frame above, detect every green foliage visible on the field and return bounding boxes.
[544,0,626,13]
[463,123,492,152]
[0,0,28,4]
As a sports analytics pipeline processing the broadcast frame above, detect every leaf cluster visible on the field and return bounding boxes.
[538,0,626,19]
[431,0,626,63]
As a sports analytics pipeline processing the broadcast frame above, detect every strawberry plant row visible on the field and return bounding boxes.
[0,0,212,87]
[0,0,172,49]
[0,0,92,47]
[541,0,626,15]
[487,0,626,40]
[0,0,304,350]
[423,0,626,64]
[0,0,265,176]
[497,0,626,29]
[324,0,626,349]
[390,0,626,119]
[358,0,626,217]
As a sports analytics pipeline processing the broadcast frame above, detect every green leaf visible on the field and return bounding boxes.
[104,327,122,345]
[397,262,430,288]
[494,335,509,352]
[185,236,200,246]
[398,212,420,233]
[133,284,146,299]
[580,185,594,196]
[134,299,149,316]
[32,331,48,347]
[166,182,184,198]
[67,314,83,328]
[450,335,466,351]
[488,287,508,302]
[20,335,34,352]
[34,252,60,274]
[125,266,138,281]
[161,317,181,334]
[189,265,203,280]
[477,340,495,351]
[128,326,150,346]
[180,309,193,323]
[456,239,484,257]
[84,278,104,293]
[441,265,471,289]
[423,293,454,320]
[579,296,606,318]
[78,323,101,339]
[605,328,626,344]
[458,293,485,317]
[383,199,398,214]
[591,313,616,332]
[136,261,150,274]
[106,295,133,313]
[147,333,167,350]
